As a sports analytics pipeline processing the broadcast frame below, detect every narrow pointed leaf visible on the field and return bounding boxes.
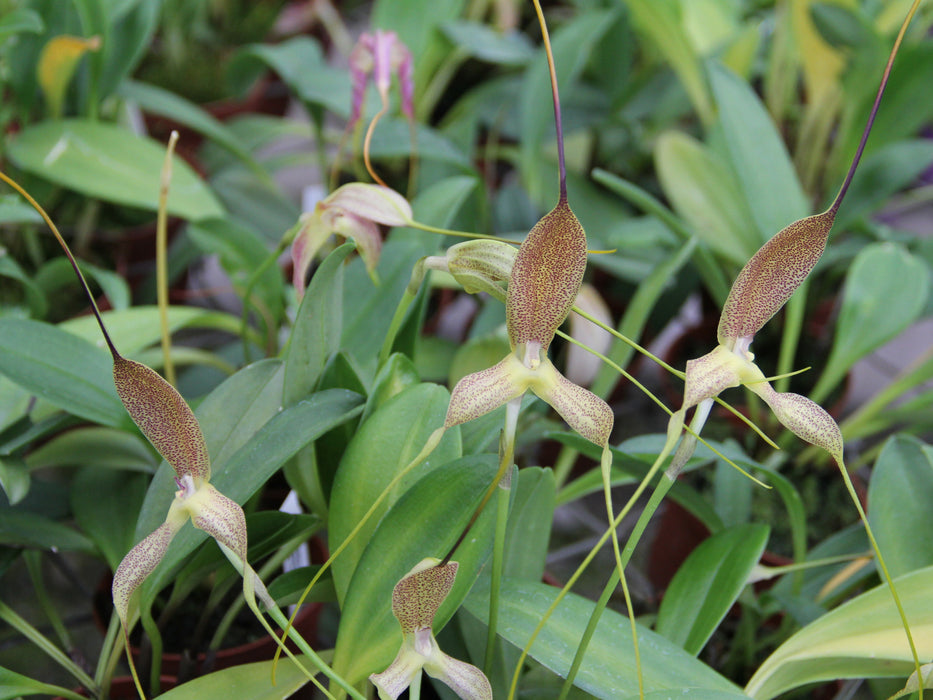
[0,318,126,427]
[507,200,587,350]
[284,242,354,403]
[154,657,312,699]
[113,356,210,482]
[868,435,933,579]
[812,243,929,402]
[656,523,769,655]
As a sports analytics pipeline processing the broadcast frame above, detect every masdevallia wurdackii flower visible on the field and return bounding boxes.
[291,182,414,295]
[110,354,273,662]
[370,559,492,700]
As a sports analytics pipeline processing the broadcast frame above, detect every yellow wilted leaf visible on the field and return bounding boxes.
[37,35,101,118]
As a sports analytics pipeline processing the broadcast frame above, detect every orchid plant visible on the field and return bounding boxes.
[2,1,932,699]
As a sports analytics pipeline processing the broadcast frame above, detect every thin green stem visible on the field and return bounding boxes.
[507,418,682,700]
[483,399,519,674]
[0,600,98,693]
[559,470,676,700]
[157,131,179,387]
[24,552,72,652]
[837,459,923,698]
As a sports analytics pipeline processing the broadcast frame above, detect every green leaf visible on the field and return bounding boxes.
[464,578,746,698]
[0,667,84,700]
[144,388,362,596]
[0,457,29,505]
[362,352,420,422]
[503,467,555,582]
[869,435,933,579]
[708,63,809,238]
[812,243,930,403]
[440,20,535,65]
[0,8,44,37]
[156,657,312,699]
[745,565,933,699]
[619,0,714,125]
[118,79,264,176]
[60,305,242,357]
[0,253,46,317]
[656,523,769,655]
[332,454,499,685]
[71,468,147,570]
[283,243,354,405]
[372,0,465,61]
[654,130,758,264]
[228,37,349,116]
[7,120,224,221]
[0,509,95,552]
[328,383,461,603]
[0,318,126,427]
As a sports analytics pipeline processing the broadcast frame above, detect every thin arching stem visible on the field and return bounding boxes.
[531,0,567,201]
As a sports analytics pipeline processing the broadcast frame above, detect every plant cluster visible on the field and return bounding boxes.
[1,1,933,699]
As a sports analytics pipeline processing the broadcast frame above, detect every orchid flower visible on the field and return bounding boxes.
[370,559,492,700]
[292,182,414,295]
[662,8,926,692]
[349,29,414,130]
[443,196,613,451]
[109,355,273,646]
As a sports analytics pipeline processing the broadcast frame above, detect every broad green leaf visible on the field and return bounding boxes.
[34,256,130,312]
[60,306,242,357]
[464,578,746,698]
[367,118,472,168]
[708,63,809,238]
[372,0,465,61]
[655,131,757,264]
[812,243,929,403]
[97,0,160,98]
[143,388,363,596]
[0,318,126,427]
[7,120,223,221]
[0,509,94,552]
[328,383,461,603]
[0,8,44,38]
[643,692,750,700]
[519,9,616,204]
[869,435,933,579]
[503,467,555,582]
[441,21,535,65]
[620,0,714,124]
[745,566,933,699]
[0,457,29,505]
[228,36,349,116]
[0,667,84,700]
[332,454,499,685]
[157,657,311,699]
[71,468,147,570]
[118,79,263,175]
[656,523,769,655]
[283,243,354,405]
